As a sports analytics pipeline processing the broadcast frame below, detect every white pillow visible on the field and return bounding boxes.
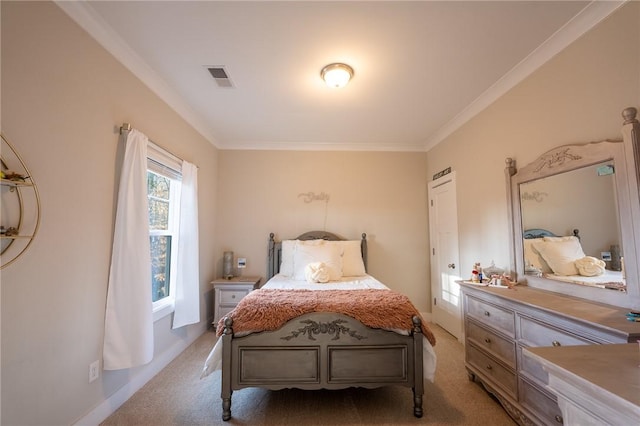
[279,239,333,276]
[532,237,586,276]
[523,239,552,273]
[279,240,296,276]
[327,240,366,276]
[293,241,343,281]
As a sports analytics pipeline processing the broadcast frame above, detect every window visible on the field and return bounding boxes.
[147,145,182,319]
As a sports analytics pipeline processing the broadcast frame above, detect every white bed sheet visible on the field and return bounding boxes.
[262,273,391,290]
[202,274,437,383]
[546,269,626,290]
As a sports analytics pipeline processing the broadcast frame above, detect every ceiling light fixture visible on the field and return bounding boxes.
[321,63,354,88]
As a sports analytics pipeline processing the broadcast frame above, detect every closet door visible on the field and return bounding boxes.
[428,172,461,340]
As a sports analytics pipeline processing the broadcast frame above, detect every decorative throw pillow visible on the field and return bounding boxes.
[304,262,330,283]
[575,256,606,277]
[293,241,343,281]
[532,237,586,276]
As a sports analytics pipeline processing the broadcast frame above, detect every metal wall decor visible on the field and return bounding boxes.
[1,134,41,269]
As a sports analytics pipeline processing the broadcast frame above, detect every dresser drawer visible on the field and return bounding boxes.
[519,316,597,347]
[466,320,516,368]
[519,377,564,425]
[219,289,250,305]
[518,345,548,386]
[467,344,517,398]
[466,296,515,338]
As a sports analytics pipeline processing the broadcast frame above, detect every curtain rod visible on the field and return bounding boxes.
[119,122,185,166]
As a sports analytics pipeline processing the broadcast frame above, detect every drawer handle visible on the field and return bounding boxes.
[485,365,492,371]
[231,295,236,299]
[484,337,491,344]
[552,340,561,347]
[555,414,563,423]
[484,311,491,317]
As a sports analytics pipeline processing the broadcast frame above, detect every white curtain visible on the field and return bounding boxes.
[103,129,154,370]
[173,161,200,329]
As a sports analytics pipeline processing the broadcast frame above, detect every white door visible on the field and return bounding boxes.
[428,173,462,340]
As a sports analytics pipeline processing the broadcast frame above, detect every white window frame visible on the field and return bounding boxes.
[147,143,182,321]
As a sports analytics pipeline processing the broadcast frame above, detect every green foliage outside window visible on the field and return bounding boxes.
[148,171,173,303]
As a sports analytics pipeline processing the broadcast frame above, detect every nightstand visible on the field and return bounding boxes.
[211,276,261,324]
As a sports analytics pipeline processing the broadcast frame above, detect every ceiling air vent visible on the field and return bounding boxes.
[207,66,234,88]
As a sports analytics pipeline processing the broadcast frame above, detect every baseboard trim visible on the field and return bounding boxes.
[74,325,207,426]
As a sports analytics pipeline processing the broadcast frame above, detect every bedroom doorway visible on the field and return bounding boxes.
[428,172,462,340]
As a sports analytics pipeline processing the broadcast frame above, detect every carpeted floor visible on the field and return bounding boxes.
[101,324,516,425]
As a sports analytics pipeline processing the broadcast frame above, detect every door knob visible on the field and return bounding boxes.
[448,263,456,269]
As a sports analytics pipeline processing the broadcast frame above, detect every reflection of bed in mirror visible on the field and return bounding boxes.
[522,228,626,291]
[507,106,640,309]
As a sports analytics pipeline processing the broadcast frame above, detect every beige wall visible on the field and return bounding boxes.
[2,2,218,425]
[427,2,640,280]
[2,1,640,425]
[215,150,430,309]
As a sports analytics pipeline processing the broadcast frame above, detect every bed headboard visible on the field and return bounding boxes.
[523,228,580,240]
[267,231,368,280]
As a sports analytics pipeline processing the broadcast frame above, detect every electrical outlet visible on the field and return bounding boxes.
[89,360,100,383]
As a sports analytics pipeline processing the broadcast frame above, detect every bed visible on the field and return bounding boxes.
[523,228,625,291]
[201,231,437,421]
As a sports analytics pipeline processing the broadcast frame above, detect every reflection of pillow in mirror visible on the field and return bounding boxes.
[575,256,606,277]
[542,236,578,242]
[523,239,552,273]
[293,241,343,281]
[532,238,586,276]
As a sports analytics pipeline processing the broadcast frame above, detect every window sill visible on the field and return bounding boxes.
[153,299,175,322]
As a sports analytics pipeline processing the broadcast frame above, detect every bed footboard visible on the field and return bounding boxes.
[220,312,424,421]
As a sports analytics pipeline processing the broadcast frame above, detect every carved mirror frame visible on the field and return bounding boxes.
[506,107,640,309]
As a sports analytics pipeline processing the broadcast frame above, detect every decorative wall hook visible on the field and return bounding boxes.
[298,191,330,203]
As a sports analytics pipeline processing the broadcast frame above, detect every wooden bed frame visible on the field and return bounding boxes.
[219,231,424,421]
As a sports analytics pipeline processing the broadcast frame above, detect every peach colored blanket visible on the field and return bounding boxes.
[215,289,436,346]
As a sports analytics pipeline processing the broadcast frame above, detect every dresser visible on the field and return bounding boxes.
[461,283,640,426]
[211,276,261,324]
[525,343,640,425]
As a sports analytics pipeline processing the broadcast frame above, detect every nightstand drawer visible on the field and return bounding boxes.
[219,289,250,305]
[466,319,516,368]
[466,295,515,338]
[519,316,596,347]
[218,305,236,320]
[211,276,261,323]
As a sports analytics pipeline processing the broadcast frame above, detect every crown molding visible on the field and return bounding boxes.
[54,1,221,148]
[423,0,627,152]
[217,140,427,152]
[55,1,625,153]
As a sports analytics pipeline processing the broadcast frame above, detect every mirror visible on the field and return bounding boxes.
[507,107,640,309]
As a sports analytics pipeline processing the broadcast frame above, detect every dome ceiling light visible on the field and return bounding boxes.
[321,63,354,88]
